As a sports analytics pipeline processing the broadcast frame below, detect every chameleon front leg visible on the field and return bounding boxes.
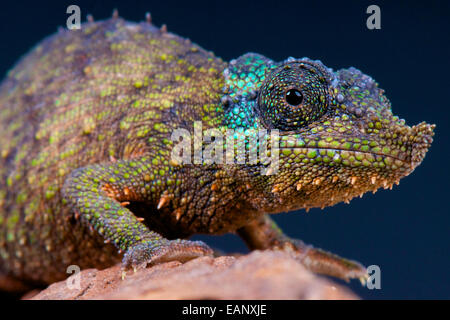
[237,215,367,282]
[62,159,212,271]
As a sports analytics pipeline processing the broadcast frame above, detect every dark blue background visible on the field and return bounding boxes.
[0,0,448,299]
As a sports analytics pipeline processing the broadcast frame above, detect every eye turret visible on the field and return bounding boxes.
[257,60,332,130]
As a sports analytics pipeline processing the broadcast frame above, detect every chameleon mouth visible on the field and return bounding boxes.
[278,146,409,178]
[278,122,435,173]
[279,146,406,163]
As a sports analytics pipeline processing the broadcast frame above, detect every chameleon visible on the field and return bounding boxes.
[0,13,435,290]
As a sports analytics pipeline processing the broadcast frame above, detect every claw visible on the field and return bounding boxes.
[283,240,367,281]
[359,276,368,287]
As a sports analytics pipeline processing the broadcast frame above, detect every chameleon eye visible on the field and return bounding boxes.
[285,89,303,106]
[257,61,332,130]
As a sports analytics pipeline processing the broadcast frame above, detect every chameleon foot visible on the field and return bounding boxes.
[277,239,368,282]
[122,239,213,272]
[238,214,368,282]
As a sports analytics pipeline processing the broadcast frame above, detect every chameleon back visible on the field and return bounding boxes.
[0,18,225,285]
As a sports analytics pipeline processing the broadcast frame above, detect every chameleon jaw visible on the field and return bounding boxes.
[265,121,435,211]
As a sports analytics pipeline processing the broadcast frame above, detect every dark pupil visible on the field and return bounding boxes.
[285,89,303,106]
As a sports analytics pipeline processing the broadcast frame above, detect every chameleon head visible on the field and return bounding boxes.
[223,54,435,212]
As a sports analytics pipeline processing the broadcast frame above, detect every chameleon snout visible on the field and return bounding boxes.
[409,122,435,168]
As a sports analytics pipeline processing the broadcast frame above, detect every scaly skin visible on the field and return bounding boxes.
[0,16,434,289]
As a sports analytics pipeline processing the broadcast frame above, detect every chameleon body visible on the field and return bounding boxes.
[0,16,434,289]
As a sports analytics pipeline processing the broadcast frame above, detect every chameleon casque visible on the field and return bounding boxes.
[0,14,435,289]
